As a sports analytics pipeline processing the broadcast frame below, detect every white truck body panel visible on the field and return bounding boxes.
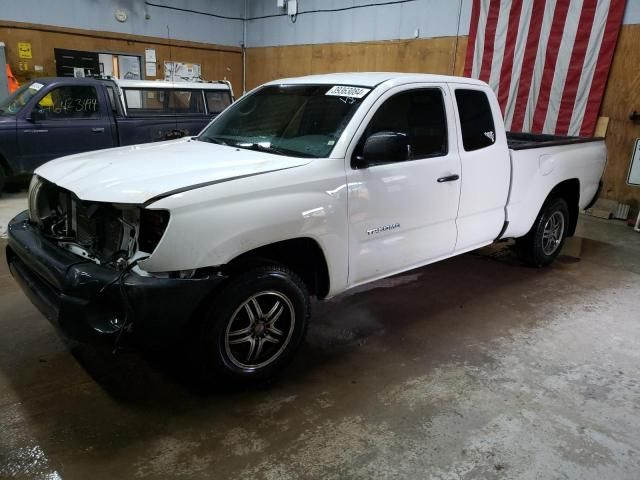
[37,139,311,205]
[503,141,606,238]
[148,159,351,296]
[448,82,512,252]
[344,82,461,286]
[33,72,607,299]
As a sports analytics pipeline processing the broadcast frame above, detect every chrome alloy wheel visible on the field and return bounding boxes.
[224,291,295,370]
[542,211,565,255]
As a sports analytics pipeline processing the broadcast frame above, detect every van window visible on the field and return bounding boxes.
[455,89,496,151]
[123,88,205,116]
[36,86,100,119]
[205,91,232,114]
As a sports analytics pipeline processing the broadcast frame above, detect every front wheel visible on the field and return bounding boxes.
[193,265,310,386]
[517,197,569,267]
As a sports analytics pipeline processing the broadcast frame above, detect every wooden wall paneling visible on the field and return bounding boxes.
[599,24,640,207]
[246,36,463,89]
[0,21,243,94]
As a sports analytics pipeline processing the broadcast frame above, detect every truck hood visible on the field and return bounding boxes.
[35,139,313,205]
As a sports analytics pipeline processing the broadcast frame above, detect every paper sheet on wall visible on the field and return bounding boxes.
[164,62,201,82]
[145,48,156,63]
[145,62,157,77]
[119,55,141,80]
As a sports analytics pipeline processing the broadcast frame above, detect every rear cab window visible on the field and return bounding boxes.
[205,90,232,114]
[454,89,496,151]
[123,88,206,116]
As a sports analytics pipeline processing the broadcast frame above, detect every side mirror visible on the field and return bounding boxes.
[28,109,46,123]
[354,131,409,168]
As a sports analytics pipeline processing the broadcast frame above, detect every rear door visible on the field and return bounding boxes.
[17,82,114,171]
[346,84,462,286]
[450,86,511,251]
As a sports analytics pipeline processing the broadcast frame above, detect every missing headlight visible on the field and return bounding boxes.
[138,209,170,253]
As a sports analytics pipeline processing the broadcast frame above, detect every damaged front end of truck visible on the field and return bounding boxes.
[6,176,225,348]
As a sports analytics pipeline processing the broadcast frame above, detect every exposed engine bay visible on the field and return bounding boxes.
[27,176,166,270]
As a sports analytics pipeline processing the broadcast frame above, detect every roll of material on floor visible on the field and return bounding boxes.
[614,203,631,220]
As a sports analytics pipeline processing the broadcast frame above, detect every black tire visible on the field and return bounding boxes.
[193,264,310,386]
[517,197,570,267]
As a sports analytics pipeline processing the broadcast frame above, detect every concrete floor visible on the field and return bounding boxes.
[0,213,639,479]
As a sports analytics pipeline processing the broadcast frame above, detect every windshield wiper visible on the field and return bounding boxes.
[239,142,313,158]
[198,136,229,146]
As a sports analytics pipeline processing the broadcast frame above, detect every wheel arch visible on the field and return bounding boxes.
[226,237,331,299]
[545,178,580,237]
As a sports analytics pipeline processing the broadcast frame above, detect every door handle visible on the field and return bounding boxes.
[91,127,105,133]
[437,174,460,183]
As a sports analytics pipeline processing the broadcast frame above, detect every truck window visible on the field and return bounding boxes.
[454,89,496,151]
[104,85,122,116]
[123,88,205,116]
[35,85,100,119]
[358,88,448,161]
[205,91,232,114]
[0,82,43,115]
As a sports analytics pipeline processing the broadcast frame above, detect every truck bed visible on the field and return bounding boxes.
[507,132,603,150]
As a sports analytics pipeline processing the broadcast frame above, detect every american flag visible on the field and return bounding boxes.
[463,0,626,136]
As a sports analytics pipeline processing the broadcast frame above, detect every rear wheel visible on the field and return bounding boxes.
[193,265,310,386]
[517,197,569,267]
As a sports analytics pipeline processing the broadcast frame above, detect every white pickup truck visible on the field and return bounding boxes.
[7,73,606,384]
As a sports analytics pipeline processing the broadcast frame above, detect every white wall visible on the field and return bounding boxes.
[2,0,639,49]
[247,0,640,48]
[247,0,472,47]
[625,0,640,23]
[0,0,245,46]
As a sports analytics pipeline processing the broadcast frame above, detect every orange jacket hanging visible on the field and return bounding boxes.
[6,64,19,93]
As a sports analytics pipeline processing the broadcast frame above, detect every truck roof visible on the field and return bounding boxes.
[23,77,231,91]
[264,72,489,88]
[114,79,231,90]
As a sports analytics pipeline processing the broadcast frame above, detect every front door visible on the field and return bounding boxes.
[17,83,114,172]
[346,85,461,286]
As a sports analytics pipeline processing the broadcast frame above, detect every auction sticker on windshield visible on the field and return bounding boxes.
[30,82,44,92]
[325,86,371,98]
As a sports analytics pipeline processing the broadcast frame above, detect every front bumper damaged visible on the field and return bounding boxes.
[7,211,224,348]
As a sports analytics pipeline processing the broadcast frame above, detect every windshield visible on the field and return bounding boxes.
[198,84,371,158]
[0,81,45,115]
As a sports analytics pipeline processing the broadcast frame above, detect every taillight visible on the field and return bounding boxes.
[138,209,170,253]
